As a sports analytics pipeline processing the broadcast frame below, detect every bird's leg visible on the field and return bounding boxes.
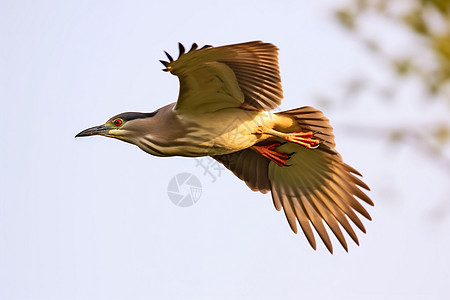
[256,127,320,149]
[251,142,290,167]
[283,131,320,149]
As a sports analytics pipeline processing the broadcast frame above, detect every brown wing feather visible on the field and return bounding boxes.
[212,106,372,252]
[161,41,283,112]
[212,148,271,193]
[268,142,372,253]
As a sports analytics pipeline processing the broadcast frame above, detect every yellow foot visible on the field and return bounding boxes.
[284,131,320,149]
[252,142,290,167]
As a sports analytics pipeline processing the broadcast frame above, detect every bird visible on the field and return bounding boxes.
[76,41,373,253]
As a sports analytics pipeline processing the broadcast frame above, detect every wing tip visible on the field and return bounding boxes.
[163,50,173,62]
[159,60,170,72]
[178,42,185,58]
[160,42,213,71]
[200,44,213,49]
[189,43,198,52]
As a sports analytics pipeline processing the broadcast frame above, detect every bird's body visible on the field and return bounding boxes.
[168,107,280,156]
[77,41,373,253]
[111,103,290,157]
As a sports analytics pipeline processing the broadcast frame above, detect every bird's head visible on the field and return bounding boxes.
[75,111,157,144]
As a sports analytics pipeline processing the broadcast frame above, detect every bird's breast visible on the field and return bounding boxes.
[178,109,280,156]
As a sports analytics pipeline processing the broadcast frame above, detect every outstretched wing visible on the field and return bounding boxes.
[268,142,373,253]
[212,106,373,253]
[213,148,271,193]
[160,41,283,114]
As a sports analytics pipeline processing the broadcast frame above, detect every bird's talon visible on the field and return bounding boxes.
[252,143,290,167]
[284,131,321,149]
[309,143,320,149]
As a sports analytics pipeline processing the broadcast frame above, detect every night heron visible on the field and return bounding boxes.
[76,41,373,253]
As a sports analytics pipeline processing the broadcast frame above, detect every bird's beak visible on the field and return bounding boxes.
[75,124,110,137]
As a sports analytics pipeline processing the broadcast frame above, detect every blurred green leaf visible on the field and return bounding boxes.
[356,0,368,12]
[402,9,428,35]
[434,124,450,145]
[334,0,450,175]
[335,9,356,30]
[422,0,450,13]
[364,39,380,53]
[335,0,450,100]
[392,60,413,76]
[432,35,450,60]
[374,0,388,13]
[313,96,333,109]
[345,78,367,97]
[389,130,405,143]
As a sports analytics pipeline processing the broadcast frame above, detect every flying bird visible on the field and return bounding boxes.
[76,41,373,253]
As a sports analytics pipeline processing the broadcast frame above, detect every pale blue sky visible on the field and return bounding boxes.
[1,0,449,299]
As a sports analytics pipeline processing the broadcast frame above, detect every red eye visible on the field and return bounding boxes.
[114,119,123,126]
